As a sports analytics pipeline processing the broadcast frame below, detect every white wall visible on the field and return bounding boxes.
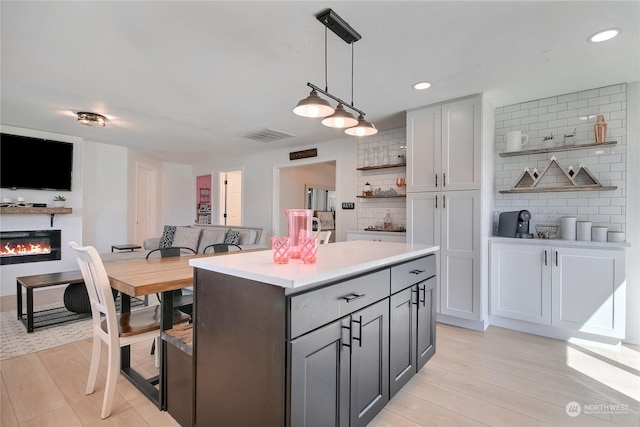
[192,137,358,243]
[625,82,639,344]
[0,126,84,296]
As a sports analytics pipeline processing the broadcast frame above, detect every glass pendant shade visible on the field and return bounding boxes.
[345,114,378,136]
[293,89,335,118]
[321,104,359,128]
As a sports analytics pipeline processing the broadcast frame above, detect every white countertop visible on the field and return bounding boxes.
[189,241,439,290]
[346,229,407,235]
[489,236,630,248]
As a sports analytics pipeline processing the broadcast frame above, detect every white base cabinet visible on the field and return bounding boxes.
[490,240,626,339]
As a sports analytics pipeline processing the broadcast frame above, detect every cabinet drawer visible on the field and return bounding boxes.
[391,255,436,293]
[290,269,390,339]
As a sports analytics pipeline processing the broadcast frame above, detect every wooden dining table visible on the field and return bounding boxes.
[103,253,208,410]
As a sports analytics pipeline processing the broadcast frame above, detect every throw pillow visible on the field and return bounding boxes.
[172,226,202,252]
[197,229,227,254]
[159,225,176,248]
[233,229,257,245]
[224,230,240,245]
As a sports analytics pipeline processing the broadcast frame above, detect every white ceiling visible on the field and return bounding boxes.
[1,1,638,164]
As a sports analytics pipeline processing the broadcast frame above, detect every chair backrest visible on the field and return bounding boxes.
[203,243,243,254]
[69,242,119,342]
[146,246,196,259]
[317,230,332,244]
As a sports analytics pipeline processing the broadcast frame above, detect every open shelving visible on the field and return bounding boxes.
[499,141,617,157]
[0,206,73,226]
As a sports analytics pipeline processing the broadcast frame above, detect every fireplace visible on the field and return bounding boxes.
[0,230,62,265]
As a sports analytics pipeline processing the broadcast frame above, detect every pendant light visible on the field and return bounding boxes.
[345,114,377,136]
[344,43,377,136]
[293,9,377,136]
[321,103,358,128]
[293,89,335,118]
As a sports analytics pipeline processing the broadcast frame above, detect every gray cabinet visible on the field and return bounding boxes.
[290,320,350,427]
[389,260,436,397]
[194,254,437,427]
[289,294,389,427]
[349,299,389,427]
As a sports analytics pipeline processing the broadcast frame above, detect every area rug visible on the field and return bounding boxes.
[0,298,151,361]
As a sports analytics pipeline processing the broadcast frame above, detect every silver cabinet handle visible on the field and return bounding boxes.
[443,194,446,209]
[435,174,438,188]
[351,316,363,347]
[411,286,418,305]
[435,195,438,209]
[409,269,426,275]
[544,250,547,266]
[419,285,426,307]
[342,293,365,303]
[443,173,446,187]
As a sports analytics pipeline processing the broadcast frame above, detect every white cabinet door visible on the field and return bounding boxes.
[552,247,626,338]
[439,191,481,321]
[441,97,481,190]
[406,105,440,192]
[407,96,481,193]
[489,242,552,325]
[406,192,439,246]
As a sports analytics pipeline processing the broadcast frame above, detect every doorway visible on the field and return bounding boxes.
[219,169,242,226]
[275,161,336,237]
[135,163,157,244]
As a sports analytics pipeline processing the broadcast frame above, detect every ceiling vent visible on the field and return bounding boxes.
[242,128,296,142]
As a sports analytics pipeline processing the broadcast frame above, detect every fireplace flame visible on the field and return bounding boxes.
[0,242,51,256]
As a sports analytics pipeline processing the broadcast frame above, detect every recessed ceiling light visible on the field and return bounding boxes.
[412,81,432,90]
[587,28,621,43]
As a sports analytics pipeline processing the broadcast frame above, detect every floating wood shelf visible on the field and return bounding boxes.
[0,206,73,226]
[502,156,617,194]
[357,163,406,171]
[499,141,617,157]
[357,195,406,199]
[500,186,617,194]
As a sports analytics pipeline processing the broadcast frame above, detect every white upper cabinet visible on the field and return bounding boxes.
[407,96,481,192]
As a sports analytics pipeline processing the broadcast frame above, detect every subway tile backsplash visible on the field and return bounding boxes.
[495,83,627,232]
[357,128,407,230]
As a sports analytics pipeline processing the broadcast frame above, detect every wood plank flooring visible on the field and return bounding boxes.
[1,305,638,426]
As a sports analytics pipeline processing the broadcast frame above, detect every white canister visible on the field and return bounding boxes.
[576,221,592,241]
[591,227,608,242]
[560,217,577,240]
[608,231,625,242]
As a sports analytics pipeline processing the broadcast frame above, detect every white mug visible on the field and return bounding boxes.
[506,131,529,152]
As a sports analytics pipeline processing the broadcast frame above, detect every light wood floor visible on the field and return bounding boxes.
[1,291,638,426]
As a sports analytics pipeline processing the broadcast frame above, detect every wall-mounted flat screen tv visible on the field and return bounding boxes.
[0,133,74,191]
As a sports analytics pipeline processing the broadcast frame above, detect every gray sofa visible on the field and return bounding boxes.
[100,224,265,262]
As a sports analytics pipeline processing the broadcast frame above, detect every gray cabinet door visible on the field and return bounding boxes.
[350,299,389,427]
[417,276,436,370]
[290,319,350,427]
[389,285,417,398]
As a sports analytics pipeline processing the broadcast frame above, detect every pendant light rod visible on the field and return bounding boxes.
[306,82,366,117]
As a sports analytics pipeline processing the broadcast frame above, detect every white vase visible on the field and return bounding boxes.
[52,200,65,208]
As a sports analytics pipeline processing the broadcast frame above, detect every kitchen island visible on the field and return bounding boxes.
[189,241,439,427]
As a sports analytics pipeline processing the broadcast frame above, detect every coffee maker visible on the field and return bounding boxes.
[497,210,533,238]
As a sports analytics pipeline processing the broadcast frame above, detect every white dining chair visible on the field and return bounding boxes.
[317,230,332,244]
[69,242,190,418]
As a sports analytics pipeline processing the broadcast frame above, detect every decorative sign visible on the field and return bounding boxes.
[290,148,317,161]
